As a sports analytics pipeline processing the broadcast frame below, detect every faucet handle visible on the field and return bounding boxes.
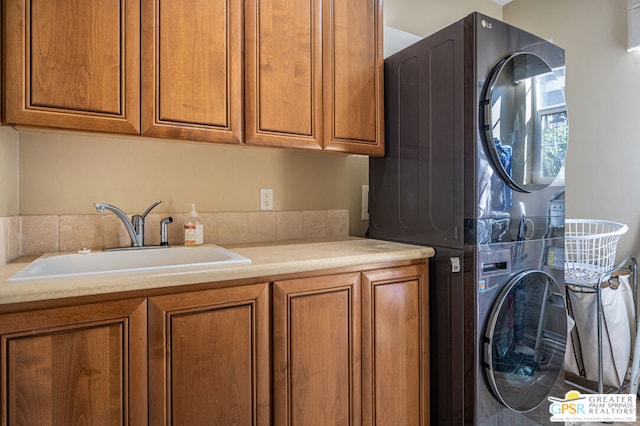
[141,200,162,219]
[133,201,162,237]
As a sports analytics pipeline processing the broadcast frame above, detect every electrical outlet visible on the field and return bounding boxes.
[361,185,369,220]
[260,188,274,210]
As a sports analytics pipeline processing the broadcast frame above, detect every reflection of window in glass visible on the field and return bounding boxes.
[491,96,501,142]
[539,109,568,179]
[536,68,565,109]
[524,77,533,184]
[534,67,567,184]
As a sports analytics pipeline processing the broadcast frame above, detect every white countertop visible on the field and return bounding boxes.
[0,239,434,305]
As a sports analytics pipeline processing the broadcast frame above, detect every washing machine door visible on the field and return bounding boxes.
[484,269,567,412]
[480,52,568,193]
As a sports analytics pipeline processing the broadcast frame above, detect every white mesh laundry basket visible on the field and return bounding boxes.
[564,219,628,284]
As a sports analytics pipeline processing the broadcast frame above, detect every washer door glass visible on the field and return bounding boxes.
[484,270,567,412]
[480,53,568,193]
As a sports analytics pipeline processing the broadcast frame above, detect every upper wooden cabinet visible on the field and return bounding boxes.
[141,0,243,143]
[323,0,384,155]
[3,0,140,134]
[0,5,2,126]
[245,0,323,150]
[245,0,384,155]
[2,0,382,153]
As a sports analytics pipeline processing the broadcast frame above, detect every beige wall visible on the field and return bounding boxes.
[384,0,502,36]
[504,0,640,262]
[0,127,19,217]
[17,129,370,236]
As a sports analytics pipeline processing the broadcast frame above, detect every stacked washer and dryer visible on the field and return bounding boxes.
[369,13,569,425]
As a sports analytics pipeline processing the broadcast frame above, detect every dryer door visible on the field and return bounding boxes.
[480,52,568,193]
[484,269,566,412]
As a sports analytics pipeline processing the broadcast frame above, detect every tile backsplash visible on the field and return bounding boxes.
[0,210,350,264]
[0,216,20,264]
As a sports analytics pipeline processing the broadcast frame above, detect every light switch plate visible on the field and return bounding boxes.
[361,185,369,220]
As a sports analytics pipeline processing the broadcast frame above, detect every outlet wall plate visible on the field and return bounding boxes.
[260,188,274,210]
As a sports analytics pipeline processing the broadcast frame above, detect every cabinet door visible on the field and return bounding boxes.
[0,298,147,425]
[3,0,140,134]
[273,272,361,425]
[323,0,384,155]
[362,264,430,425]
[148,283,269,426]
[141,0,243,143]
[245,0,323,150]
[0,4,2,126]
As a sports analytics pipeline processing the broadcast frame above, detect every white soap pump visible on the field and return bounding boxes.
[184,203,204,245]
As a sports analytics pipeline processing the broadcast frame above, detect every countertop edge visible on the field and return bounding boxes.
[0,239,434,306]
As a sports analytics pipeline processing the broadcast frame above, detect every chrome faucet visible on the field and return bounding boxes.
[94,200,162,248]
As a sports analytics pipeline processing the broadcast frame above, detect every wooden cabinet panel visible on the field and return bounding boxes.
[141,0,243,143]
[148,283,269,426]
[323,0,384,155]
[246,0,383,154]
[245,0,323,150]
[273,272,361,425]
[0,298,147,425]
[3,0,140,133]
[0,4,2,125]
[362,264,430,426]
[3,0,381,154]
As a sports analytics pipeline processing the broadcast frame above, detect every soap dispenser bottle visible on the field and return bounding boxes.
[184,203,204,245]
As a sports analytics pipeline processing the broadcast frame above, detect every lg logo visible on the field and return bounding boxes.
[481,19,493,29]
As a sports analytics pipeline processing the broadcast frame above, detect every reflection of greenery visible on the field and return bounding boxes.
[541,112,568,178]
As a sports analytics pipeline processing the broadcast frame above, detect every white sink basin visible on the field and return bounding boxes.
[8,245,251,282]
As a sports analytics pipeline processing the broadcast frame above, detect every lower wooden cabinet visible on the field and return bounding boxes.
[0,298,147,425]
[274,263,429,426]
[273,272,362,425]
[0,261,428,426]
[362,265,430,426]
[148,283,270,426]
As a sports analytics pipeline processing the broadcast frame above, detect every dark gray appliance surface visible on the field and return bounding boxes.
[428,245,473,425]
[369,12,565,250]
[368,11,567,426]
[476,239,566,425]
[369,18,466,249]
[428,239,566,426]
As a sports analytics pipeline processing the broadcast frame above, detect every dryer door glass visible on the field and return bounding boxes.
[481,53,568,193]
[484,270,567,412]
